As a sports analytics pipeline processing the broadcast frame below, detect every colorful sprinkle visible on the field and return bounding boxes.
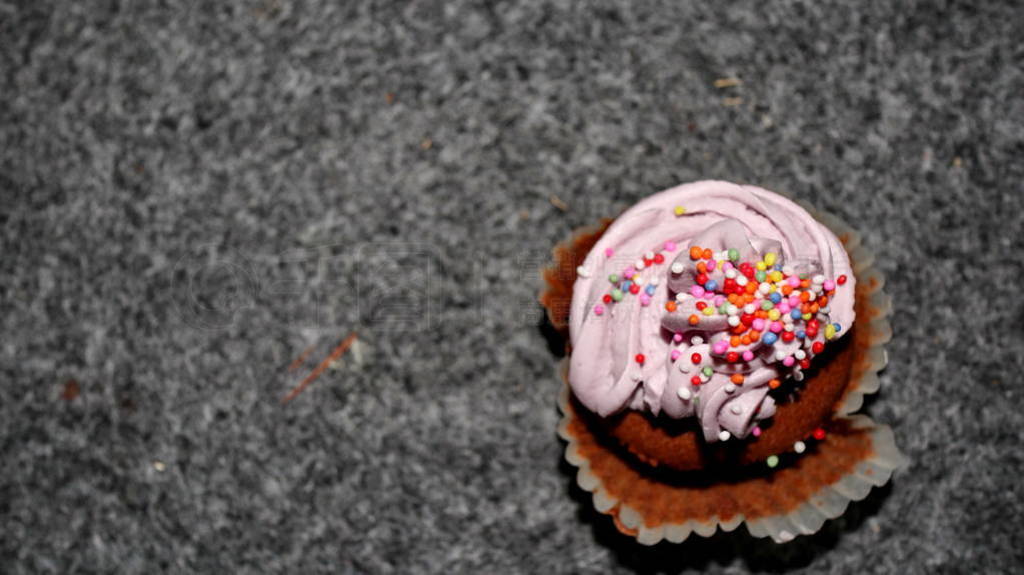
[812,428,827,441]
[593,305,604,316]
[674,206,686,216]
[635,354,645,365]
[766,455,779,468]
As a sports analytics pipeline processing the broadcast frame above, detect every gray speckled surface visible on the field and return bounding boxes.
[2,1,1023,573]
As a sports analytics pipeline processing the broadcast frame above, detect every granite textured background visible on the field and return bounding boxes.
[2,1,1023,573]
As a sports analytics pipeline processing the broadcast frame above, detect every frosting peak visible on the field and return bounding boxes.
[567,181,856,442]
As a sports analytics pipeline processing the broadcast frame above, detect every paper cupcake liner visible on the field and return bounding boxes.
[542,198,905,544]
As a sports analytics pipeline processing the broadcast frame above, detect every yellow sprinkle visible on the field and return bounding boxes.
[764,252,777,266]
[756,261,767,271]
[702,307,714,316]
[825,324,837,339]
[673,206,686,216]
[768,309,781,321]
[769,270,783,283]
[802,313,813,321]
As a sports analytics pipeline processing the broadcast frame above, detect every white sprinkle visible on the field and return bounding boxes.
[690,336,704,345]
[795,349,807,360]
[775,350,788,361]
[807,291,817,301]
[727,316,740,327]
[744,304,756,314]
[759,283,771,294]
[576,266,591,278]
[635,259,646,270]
[724,383,736,393]
[794,441,806,454]
[736,276,749,286]
[727,304,739,316]
[153,461,166,472]
[794,370,805,381]
[725,269,738,279]
[719,430,731,441]
[649,276,660,286]
[784,324,795,332]
[820,306,830,314]
[644,251,655,260]
[632,276,643,285]
[812,274,825,284]
[670,262,684,274]
[676,293,687,302]
[678,362,691,373]
[730,404,743,415]
[677,388,692,400]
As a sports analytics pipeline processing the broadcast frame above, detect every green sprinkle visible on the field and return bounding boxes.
[702,366,713,377]
[766,455,779,468]
[755,270,767,282]
[611,289,624,302]
[761,300,774,311]
[718,304,729,314]
[728,248,740,262]
[608,274,620,284]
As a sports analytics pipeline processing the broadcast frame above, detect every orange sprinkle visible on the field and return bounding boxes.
[732,324,747,334]
[743,294,755,304]
[702,248,713,260]
[755,310,768,319]
[727,294,739,304]
[730,336,741,347]
[800,291,811,302]
[741,335,751,345]
[745,283,757,294]
[666,301,678,312]
[801,279,811,288]
[689,246,703,260]
[782,285,793,296]
[749,330,761,341]
[696,262,707,274]
[818,296,829,307]
[688,314,700,325]
[810,303,820,314]
[731,373,745,384]
[768,379,782,389]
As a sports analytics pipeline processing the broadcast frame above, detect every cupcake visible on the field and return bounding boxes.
[541,181,905,544]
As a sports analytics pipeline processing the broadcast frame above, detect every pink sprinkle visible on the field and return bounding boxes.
[823,280,835,291]
[713,341,729,354]
[783,356,795,367]
[690,285,705,297]
[714,295,726,306]
[752,426,762,437]
[722,262,734,271]
[778,303,791,314]
[787,276,801,288]
[623,266,636,279]
[670,350,681,361]
[604,248,614,258]
[593,305,604,316]
[664,241,677,252]
[742,350,754,361]
[673,333,683,343]
[639,294,651,306]
[706,259,717,272]
[788,295,801,307]
[770,321,783,333]
[752,318,766,331]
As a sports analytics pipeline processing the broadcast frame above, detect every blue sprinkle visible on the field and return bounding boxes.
[790,309,802,319]
[705,279,718,291]
[762,332,778,345]
[621,280,632,291]
[774,264,783,271]
[796,330,806,339]
[645,285,656,295]
[833,322,842,332]
[769,292,782,304]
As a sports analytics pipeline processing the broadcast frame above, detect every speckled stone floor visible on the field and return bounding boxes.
[2,1,1023,573]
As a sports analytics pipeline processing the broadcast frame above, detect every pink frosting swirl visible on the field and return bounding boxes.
[567,181,856,442]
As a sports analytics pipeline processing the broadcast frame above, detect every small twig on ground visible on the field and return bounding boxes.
[282,332,358,404]
[713,77,742,88]
[549,194,569,212]
[288,345,316,372]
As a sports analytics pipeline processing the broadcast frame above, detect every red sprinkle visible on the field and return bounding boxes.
[691,353,702,364]
[653,253,665,264]
[799,358,811,370]
[696,273,709,285]
[696,301,708,311]
[629,284,640,294]
[635,354,645,365]
[812,341,825,354]
[812,428,827,441]
[782,331,795,342]
[690,375,702,386]
[726,352,740,363]
[837,275,847,285]
[602,294,613,304]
